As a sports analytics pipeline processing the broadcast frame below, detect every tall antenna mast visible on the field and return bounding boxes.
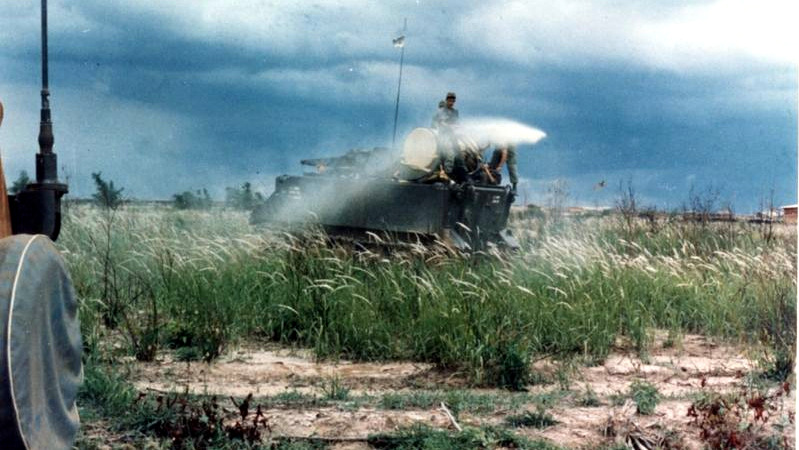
[11,0,68,241]
[391,18,407,148]
[37,0,57,183]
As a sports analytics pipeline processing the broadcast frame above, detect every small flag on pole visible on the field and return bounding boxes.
[393,35,405,48]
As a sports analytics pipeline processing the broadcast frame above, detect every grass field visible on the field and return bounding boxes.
[64,203,796,449]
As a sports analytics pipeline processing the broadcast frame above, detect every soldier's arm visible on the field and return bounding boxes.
[497,148,508,169]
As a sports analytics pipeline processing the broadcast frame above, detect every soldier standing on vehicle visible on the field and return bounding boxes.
[488,143,519,193]
[430,100,445,128]
[431,92,460,179]
[432,92,459,129]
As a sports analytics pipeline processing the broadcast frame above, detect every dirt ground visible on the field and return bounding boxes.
[130,333,795,449]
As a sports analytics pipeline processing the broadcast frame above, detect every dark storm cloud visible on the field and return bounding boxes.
[0,1,795,211]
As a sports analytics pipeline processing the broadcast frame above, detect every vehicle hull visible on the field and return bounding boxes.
[251,175,518,251]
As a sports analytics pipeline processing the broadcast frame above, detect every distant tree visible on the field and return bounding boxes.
[545,179,569,221]
[615,178,637,235]
[640,205,661,234]
[173,191,197,210]
[686,184,719,227]
[173,188,213,210]
[10,170,31,194]
[91,172,124,210]
[200,188,212,207]
[758,189,776,244]
[225,182,264,210]
[523,204,545,219]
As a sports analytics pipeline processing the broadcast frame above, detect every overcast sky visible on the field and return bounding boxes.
[1,0,796,211]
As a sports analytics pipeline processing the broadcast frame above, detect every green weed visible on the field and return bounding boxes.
[505,408,558,428]
[379,389,534,415]
[575,385,601,407]
[78,359,138,420]
[269,440,328,450]
[368,424,562,450]
[629,380,660,415]
[321,376,350,401]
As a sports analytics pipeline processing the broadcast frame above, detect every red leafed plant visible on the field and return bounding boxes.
[687,382,793,449]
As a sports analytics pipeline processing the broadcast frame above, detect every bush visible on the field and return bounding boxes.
[688,385,793,449]
[367,424,560,450]
[505,408,558,428]
[10,170,30,194]
[79,360,138,419]
[487,341,532,391]
[225,182,264,210]
[91,172,124,209]
[173,188,213,210]
[629,380,659,415]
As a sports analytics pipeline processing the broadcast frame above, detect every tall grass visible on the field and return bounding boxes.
[61,204,796,387]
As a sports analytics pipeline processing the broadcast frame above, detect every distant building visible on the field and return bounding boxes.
[710,208,735,222]
[682,210,735,223]
[782,205,797,225]
[561,206,612,217]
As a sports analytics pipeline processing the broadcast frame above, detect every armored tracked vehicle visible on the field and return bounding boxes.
[251,128,519,251]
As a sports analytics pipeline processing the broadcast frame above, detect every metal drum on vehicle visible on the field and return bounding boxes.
[400,127,439,175]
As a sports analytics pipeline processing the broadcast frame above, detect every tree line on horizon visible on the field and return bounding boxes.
[9,170,265,211]
[7,170,783,217]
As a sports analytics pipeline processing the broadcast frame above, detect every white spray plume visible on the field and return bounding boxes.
[457,117,547,148]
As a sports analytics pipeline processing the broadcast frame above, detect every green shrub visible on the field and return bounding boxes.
[629,380,660,415]
[10,170,30,194]
[91,172,124,210]
[505,408,558,428]
[321,376,350,401]
[173,188,213,210]
[225,182,263,210]
[368,424,561,450]
[78,360,137,419]
[575,386,601,407]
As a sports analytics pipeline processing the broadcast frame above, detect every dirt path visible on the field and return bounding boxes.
[130,335,795,449]
[133,345,435,396]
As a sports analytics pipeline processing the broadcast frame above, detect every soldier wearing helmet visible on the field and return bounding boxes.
[432,92,459,129]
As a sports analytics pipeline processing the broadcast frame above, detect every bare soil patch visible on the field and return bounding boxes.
[133,345,434,397]
[130,334,794,449]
